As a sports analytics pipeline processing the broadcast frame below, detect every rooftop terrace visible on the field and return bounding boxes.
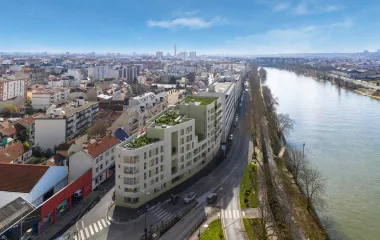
[126,135,159,149]
[184,96,216,106]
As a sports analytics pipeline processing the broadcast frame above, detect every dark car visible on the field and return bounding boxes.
[169,194,179,204]
[206,193,218,204]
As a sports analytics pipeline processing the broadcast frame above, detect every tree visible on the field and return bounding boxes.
[259,67,267,81]
[299,164,326,211]
[262,86,278,113]
[17,129,30,142]
[376,82,379,86]
[277,114,294,138]
[169,76,176,84]
[88,123,108,138]
[286,148,306,183]
[3,104,20,117]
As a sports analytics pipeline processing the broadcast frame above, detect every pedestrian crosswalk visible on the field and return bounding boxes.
[220,209,241,219]
[149,207,174,222]
[73,218,111,240]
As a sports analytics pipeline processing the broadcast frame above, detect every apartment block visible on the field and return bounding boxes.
[34,99,99,150]
[0,78,27,100]
[115,96,222,208]
[69,135,119,189]
[198,74,243,143]
[32,88,70,110]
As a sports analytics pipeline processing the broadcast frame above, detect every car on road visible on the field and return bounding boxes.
[183,192,197,204]
[169,194,179,204]
[229,134,233,141]
[206,193,218,204]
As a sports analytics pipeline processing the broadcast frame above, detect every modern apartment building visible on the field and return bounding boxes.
[115,96,222,208]
[198,74,243,143]
[34,99,99,150]
[88,66,108,80]
[0,78,27,100]
[32,88,70,110]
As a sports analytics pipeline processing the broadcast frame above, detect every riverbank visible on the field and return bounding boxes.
[247,67,328,240]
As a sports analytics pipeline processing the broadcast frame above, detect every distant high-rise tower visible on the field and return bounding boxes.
[174,44,177,56]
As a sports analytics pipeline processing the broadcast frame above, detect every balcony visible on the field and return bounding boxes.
[124,168,139,175]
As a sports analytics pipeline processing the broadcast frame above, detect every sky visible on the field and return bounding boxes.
[1,0,380,55]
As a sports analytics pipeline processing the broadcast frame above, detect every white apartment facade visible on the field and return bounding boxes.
[88,66,108,80]
[198,74,243,143]
[32,88,70,110]
[68,135,119,189]
[0,79,26,100]
[115,96,222,208]
[34,99,99,150]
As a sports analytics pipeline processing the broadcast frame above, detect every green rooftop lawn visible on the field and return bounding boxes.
[127,135,157,148]
[155,111,181,125]
[185,96,216,106]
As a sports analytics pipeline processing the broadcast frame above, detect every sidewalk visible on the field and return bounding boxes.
[34,191,101,240]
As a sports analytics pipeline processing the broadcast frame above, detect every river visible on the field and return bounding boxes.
[264,68,380,240]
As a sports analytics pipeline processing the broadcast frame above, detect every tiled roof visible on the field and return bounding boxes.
[0,163,50,193]
[0,126,17,136]
[0,142,29,163]
[86,135,119,158]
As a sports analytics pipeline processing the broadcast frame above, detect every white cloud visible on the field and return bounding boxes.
[273,2,291,12]
[228,19,353,54]
[147,17,224,29]
[294,1,310,14]
[173,10,199,17]
[324,5,341,12]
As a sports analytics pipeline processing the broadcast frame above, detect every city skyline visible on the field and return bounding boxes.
[1,0,380,54]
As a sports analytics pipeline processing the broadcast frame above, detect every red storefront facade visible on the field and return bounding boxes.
[39,169,92,233]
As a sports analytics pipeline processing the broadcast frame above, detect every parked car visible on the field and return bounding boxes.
[73,189,82,198]
[183,192,197,204]
[206,193,218,204]
[169,194,179,204]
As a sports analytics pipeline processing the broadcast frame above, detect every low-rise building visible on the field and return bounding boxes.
[31,88,70,110]
[69,135,119,189]
[34,99,99,150]
[0,142,32,164]
[115,96,222,208]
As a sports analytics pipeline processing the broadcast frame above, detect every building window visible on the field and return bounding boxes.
[111,156,114,161]
[106,151,109,157]
[160,146,164,152]
[156,167,158,174]
[156,148,159,154]
[156,158,158,165]
[111,148,115,153]
[161,155,164,162]
[144,173,146,180]
[156,177,159,182]
[144,152,147,159]
[100,155,103,161]
[96,158,99,164]
[106,160,108,165]
[149,171,151,177]
[144,183,147,188]
[181,129,184,136]
[96,167,99,173]
[149,150,152,158]
[160,165,164,172]
[144,162,147,170]
[100,164,103,170]
[161,174,164,180]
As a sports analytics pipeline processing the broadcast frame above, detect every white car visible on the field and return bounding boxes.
[183,192,197,204]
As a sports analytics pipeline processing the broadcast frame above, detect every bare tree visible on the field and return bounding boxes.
[259,67,267,82]
[277,114,294,138]
[286,148,306,183]
[299,165,326,211]
[88,123,108,138]
[262,85,278,113]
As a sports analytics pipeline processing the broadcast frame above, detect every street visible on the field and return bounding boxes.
[60,84,251,240]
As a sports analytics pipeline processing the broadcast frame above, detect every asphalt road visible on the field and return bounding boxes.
[61,85,250,240]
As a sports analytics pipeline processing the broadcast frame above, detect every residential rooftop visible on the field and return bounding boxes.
[184,96,217,106]
[37,101,98,119]
[125,134,160,149]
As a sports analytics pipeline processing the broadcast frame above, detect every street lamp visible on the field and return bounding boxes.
[20,201,26,240]
[141,190,151,239]
[303,143,306,159]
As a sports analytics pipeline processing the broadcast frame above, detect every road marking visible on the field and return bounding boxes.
[161,212,172,221]
[101,219,108,227]
[84,227,90,238]
[232,210,237,218]
[80,229,85,239]
[228,210,232,219]
[93,222,99,232]
[105,219,111,225]
[74,235,78,240]
[81,221,84,228]
[97,221,103,230]
[89,225,94,235]
[154,209,166,218]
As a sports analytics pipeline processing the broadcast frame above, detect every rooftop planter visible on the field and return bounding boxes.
[185,96,216,106]
[155,111,181,125]
[127,135,158,148]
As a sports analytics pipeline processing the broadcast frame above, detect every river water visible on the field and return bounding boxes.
[264,68,380,240]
